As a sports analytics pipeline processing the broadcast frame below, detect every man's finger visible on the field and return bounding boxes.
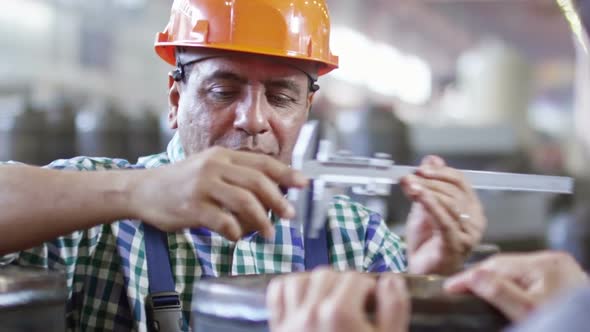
[462,269,534,322]
[401,177,475,234]
[427,192,483,240]
[221,164,295,219]
[402,174,463,202]
[421,155,446,167]
[444,268,477,293]
[405,203,432,252]
[413,190,461,250]
[445,255,529,291]
[376,274,409,332]
[415,166,474,196]
[302,269,339,312]
[285,274,311,313]
[208,181,275,239]
[410,166,486,235]
[267,277,288,327]
[478,254,544,279]
[230,152,308,188]
[193,201,242,241]
[327,272,376,312]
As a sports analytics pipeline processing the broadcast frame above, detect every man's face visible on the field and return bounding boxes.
[168,54,314,164]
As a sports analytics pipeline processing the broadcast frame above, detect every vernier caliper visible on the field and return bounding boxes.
[288,121,574,238]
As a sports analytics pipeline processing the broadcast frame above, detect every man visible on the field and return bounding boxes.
[0,0,486,330]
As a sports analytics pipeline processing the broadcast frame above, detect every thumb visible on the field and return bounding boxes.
[405,203,431,249]
[458,269,534,322]
[421,155,446,167]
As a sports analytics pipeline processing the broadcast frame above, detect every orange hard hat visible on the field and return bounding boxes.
[154,0,339,76]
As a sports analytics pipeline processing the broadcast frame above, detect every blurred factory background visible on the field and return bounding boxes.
[2,0,590,268]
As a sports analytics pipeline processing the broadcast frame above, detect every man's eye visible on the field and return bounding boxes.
[209,88,238,100]
[267,93,295,106]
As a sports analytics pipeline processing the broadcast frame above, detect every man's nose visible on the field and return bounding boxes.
[233,90,271,136]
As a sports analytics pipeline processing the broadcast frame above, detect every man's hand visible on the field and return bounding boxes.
[400,155,487,275]
[266,269,409,332]
[445,251,590,322]
[129,147,307,241]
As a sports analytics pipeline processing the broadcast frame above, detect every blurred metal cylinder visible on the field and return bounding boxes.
[45,97,77,162]
[0,97,48,165]
[192,274,509,332]
[127,108,161,161]
[0,95,23,162]
[75,100,129,159]
[0,266,66,332]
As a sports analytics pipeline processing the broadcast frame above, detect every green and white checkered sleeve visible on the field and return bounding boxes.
[362,213,408,273]
[328,196,407,273]
[0,157,133,273]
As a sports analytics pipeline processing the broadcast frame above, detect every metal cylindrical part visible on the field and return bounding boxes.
[192,274,509,332]
[0,266,67,332]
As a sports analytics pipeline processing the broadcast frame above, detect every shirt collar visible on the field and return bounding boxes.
[166,132,186,164]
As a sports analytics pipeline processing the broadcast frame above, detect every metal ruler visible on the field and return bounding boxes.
[300,160,574,194]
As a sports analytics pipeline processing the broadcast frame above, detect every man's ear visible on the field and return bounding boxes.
[168,73,180,130]
[306,92,316,113]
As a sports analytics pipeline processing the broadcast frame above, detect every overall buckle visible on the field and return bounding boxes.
[145,291,184,332]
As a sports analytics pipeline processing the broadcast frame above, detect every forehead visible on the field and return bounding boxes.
[187,55,310,84]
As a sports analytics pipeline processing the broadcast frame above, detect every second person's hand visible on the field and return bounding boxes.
[445,251,590,322]
[267,269,410,332]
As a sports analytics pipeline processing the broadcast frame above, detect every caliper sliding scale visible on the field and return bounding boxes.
[288,121,574,238]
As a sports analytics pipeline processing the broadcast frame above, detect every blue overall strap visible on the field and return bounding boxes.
[304,222,330,270]
[145,223,175,294]
[143,223,184,332]
[303,181,330,270]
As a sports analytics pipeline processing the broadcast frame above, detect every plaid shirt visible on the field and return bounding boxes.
[3,133,407,331]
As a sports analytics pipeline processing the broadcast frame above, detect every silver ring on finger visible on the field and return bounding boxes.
[458,213,471,223]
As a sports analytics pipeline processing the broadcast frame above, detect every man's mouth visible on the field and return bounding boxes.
[237,148,275,156]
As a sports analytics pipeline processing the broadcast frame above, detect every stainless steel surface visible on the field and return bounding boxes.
[192,273,510,332]
[0,266,66,306]
[0,266,67,332]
